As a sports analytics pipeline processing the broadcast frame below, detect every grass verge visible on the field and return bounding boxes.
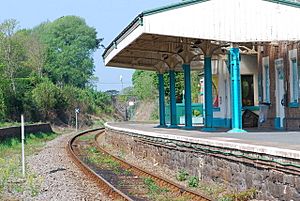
[0,132,59,199]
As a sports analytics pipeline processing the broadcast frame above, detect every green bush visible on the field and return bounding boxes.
[176,170,189,181]
[32,80,59,119]
[188,176,199,188]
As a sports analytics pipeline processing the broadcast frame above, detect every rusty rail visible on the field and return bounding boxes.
[95,132,213,201]
[67,128,134,201]
[68,128,213,201]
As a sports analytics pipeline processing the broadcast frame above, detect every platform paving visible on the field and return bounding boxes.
[106,122,300,159]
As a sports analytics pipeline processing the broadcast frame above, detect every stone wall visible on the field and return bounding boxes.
[105,128,300,200]
[0,123,53,142]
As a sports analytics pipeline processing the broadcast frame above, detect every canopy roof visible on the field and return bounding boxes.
[103,0,300,72]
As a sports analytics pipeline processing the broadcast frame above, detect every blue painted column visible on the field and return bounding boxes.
[158,73,166,127]
[182,64,193,129]
[228,47,246,133]
[202,56,215,131]
[169,70,178,128]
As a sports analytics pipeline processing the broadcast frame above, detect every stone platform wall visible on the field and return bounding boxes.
[0,123,53,142]
[105,128,300,201]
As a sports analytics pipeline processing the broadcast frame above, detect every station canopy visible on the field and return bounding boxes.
[103,0,300,72]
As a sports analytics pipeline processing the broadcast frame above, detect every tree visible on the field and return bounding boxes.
[0,17,111,125]
[0,19,25,94]
[36,16,98,88]
[32,80,59,120]
[0,89,6,121]
[17,29,46,78]
[191,71,201,103]
[132,70,158,100]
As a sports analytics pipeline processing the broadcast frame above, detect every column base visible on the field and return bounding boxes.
[201,127,217,132]
[168,125,180,129]
[156,125,168,128]
[227,128,247,133]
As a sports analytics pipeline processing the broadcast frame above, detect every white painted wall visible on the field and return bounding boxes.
[240,55,259,106]
[213,54,258,120]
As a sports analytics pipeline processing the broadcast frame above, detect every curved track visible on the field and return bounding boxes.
[67,128,213,201]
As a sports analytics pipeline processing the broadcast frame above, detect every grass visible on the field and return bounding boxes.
[187,176,199,188]
[0,132,59,199]
[78,133,96,141]
[0,122,21,128]
[143,177,191,201]
[86,147,121,171]
[0,121,44,128]
[85,147,192,200]
[174,170,256,200]
[92,119,105,128]
[219,188,257,201]
[176,169,189,181]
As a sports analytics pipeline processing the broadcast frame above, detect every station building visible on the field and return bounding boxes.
[103,0,300,131]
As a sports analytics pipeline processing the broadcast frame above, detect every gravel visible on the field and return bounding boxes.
[23,132,110,201]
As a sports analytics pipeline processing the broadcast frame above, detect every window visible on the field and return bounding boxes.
[289,49,299,106]
[262,57,270,103]
[241,75,254,106]
[291,58,299,102]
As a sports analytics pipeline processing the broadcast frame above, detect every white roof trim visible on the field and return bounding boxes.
[104,0,300,67]
[143,0,300,42]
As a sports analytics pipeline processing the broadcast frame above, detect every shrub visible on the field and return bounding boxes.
[188,176,199,188]
[176,169,189,181]
[32,80,59,119]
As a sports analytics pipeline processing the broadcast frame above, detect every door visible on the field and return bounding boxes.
[275,59,285,128]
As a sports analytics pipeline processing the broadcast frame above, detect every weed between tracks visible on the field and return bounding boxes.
[84,144,192,201]
[78,133,97,141]
[0,132,59,199]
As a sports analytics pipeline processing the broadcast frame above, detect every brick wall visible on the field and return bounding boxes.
[258,42,300,130]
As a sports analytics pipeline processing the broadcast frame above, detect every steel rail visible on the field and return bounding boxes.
[94,132,213,201]
[67,128,134,201]
[68,128,213,201]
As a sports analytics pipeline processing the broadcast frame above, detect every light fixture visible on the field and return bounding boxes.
[175,45,183,54]
[162,54,168,60]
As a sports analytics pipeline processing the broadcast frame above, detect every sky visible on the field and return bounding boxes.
[0,0,180,91]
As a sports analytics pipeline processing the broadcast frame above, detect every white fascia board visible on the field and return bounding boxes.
[104,25,145,66]
[143,0,300,42]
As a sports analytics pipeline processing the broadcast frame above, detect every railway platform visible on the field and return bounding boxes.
[105,122,300,200]
[106,122,300,159]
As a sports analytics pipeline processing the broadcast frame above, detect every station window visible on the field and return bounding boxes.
[290,58,299,103]
[241,75,254,106]
[262,57,270,103]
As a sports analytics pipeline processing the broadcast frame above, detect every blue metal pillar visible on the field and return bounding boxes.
[157,73,166,127]
[228,47,246,133]
[202,56,215,131]
[182,64,193,129]
[169,70,178,128]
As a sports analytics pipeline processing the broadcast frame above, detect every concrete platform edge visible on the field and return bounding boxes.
[105,122,300,160]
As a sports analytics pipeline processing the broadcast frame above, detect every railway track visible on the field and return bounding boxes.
[67,128,213,201]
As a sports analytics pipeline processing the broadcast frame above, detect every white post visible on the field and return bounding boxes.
[75,112,78,132]
[75,108,80,132]
[120,75,123,92]
[21,114,25,177]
